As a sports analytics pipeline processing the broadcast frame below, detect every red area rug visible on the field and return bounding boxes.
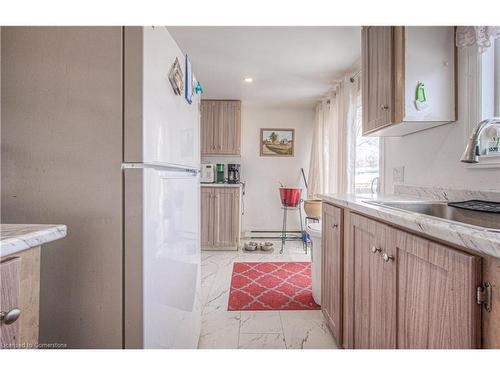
[228,262,320,311]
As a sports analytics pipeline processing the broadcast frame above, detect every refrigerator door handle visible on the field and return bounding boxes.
[122,162,199,176]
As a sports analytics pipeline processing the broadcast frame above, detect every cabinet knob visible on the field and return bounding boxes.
[371,246,382,254]
[380,104,389,110]
[382,253,395,262]
[0,308,21,325]
[332,224,338,229]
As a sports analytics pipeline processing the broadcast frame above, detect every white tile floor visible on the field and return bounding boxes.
[198,239,338,349]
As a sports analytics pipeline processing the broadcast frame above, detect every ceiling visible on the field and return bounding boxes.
[168,27,361,108]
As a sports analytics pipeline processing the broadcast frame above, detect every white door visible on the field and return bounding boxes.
[143,166,201,348]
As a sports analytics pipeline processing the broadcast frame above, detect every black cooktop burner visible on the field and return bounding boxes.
[448,200,500,214]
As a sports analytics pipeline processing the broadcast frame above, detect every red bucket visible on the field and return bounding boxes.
[279,187,302,208]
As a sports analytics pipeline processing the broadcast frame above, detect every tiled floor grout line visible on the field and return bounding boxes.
[278,312,287,349]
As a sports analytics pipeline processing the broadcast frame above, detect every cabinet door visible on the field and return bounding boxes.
[351,213,396,348]
[200,187,214,248]
[321,203,343,344]
[362,26,393,134]
[218,101,241,155]
[395,230,481,348]
[213,187,240,249]
[200,101,218,154]
[0,258,21,348]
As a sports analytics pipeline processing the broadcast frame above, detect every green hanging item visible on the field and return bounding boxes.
[414,81,428,111]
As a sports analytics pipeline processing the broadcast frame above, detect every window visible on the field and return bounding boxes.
[352,94,380,194]
[481,38,500,119]
[469,38,500,162]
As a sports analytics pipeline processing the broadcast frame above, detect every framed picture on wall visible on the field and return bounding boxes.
[260,128,295,157]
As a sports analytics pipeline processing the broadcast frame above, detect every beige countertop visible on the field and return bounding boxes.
[201,183,242,188]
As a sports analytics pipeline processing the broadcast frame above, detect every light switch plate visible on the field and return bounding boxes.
[393,166,405,184]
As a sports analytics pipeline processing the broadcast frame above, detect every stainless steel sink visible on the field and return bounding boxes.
[364,200,500,232]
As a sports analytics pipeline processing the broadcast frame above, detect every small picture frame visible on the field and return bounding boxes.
[168,57,184,96]
[260,128,295,157]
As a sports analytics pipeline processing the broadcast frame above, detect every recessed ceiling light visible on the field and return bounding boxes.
[244,77,253,83]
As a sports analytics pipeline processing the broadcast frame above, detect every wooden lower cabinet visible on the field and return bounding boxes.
[0,257,21,348]
[200,187,214,249]
[321,203,343,345]
[201,186,241,250]
[1,246,41,349]
[337,210,483,349]
[350,213,397,348]
[480,255,500,348]
[395,230,481,348]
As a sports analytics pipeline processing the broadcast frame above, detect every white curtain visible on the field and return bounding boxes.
[308,75,360,197]
[456,26,500,54]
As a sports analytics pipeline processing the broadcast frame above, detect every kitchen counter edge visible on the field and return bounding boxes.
[1,224,67,258]
[318,193,500,259]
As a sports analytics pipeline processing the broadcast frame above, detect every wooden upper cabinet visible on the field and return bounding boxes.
[350,213,397,349]
[200,186,241,250]
[321,203,343,345]
[362,26,393,133]
[201,100,241,155]
[361,26,456,137]
[200,101,216,155]
[395,230,481,348]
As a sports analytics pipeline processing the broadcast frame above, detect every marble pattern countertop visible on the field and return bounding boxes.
[317,192,500,260]
[200,183,242,188]
[0,224,67,258]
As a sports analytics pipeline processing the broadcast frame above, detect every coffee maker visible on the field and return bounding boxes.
[227,164,240,184]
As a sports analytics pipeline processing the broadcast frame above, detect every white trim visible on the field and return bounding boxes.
[466,46,482,136]
[379,137,386,193]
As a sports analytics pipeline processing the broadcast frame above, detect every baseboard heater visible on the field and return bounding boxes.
[248,230,302,240]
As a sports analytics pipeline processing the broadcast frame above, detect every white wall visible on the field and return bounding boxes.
[240,106,314,233]
[384,48,500,193]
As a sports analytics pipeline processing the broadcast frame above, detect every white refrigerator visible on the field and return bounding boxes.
[122,27,201,349]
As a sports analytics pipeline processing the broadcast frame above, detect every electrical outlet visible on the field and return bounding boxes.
[393,166,405,184]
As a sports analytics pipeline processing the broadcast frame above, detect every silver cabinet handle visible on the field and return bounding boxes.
[0,308,21,325]
[371,246,382,254]
[382,253,395,262]
[381,104,389,110]
[332,224,338,229]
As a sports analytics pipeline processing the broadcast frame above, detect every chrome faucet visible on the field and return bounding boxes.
[461,117,500,163]
[370,177,380,194]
